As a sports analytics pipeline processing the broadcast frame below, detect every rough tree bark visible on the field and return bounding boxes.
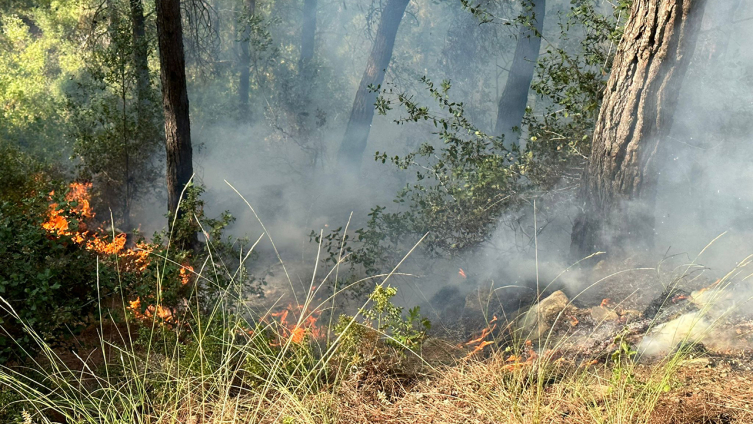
[494,0,545,143]
[337,0,410,170]
[155,0,194,218]
[238,0,255,119]
[570,0,707,259]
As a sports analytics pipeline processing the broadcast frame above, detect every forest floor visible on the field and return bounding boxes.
[281,257,753,423]
[7,258,753,423]
[327,346,753,424]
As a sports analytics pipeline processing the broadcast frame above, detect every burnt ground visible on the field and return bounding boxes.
[325,257,753,423]
[330,350,753,424]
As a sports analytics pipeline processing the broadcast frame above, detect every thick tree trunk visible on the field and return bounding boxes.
[130,0,150,129]
[238,0,255,119]
[299,0,317,73]
[570,0,707,259]
[337,0,410,170]
[494,0,545,143]
[155,0,194,218]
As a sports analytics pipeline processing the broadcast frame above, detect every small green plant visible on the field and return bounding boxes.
[0,386,26,423]
[609,333,638,390]
[361,284,431,350]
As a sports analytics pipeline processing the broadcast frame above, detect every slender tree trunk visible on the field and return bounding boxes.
[570,0,707,259]
[337,0,410,170]
[296,0,318,165]
[238,0,255,119]
[155,0,194,219]
[698,0,742,63]
[494,0,545,143]
[121,71,132,232]
[130,0,150,130]
[299,0,317,74]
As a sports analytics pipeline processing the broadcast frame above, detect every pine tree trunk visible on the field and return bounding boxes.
[570,0,707,259]
[337,0,410,170]
[155,0,194,218]
[494,0,545,143]
[238,0,255,119]
[130,0,150,129]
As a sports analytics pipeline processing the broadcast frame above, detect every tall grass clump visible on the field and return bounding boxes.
[0,182,434,424]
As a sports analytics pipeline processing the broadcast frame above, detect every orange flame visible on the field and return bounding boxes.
[180,264,194,285]
[696,279,722,296]
[600,298,612,308]
[464,322,497,358]
[127,297,175,322]
[41,183,156,274]
[41,183,186,325]
[458,268,467,278]
[271,303,324,345]
[465,324,496,346]
[672,294,688,303]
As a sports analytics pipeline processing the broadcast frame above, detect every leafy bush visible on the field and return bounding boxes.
[524,0,631,189]
[336,284,430,352]
[0,186,112,362]
[313,1,632,280]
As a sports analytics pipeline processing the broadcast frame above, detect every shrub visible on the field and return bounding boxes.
[0,186,111,362]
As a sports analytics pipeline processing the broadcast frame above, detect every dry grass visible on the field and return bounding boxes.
[3,189,753,424]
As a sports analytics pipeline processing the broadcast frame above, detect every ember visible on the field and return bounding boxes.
[127,297,176,322]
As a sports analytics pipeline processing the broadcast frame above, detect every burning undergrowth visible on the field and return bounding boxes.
[39,182,196,326]
[6,187,753,424]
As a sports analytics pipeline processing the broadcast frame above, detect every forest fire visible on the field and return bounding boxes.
[7,0,753,420]
[271,303,325,345]
[41,182,154,272]
[464,317,497,357]
[40,183,185,323]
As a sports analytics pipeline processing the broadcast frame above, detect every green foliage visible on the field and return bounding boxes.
[0,184,113,362]
[66,0,162,230]
[362,284,430,349]
[0,385,26,423]
[524,0,631,189]
[340,284,430,350]
[608,332,638,392]
[376,78,527,251]
[151,183,265,310]
[0,142,49,205]
[0,9,80,158]
[313,1,633,280]
[315,78,529,275]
